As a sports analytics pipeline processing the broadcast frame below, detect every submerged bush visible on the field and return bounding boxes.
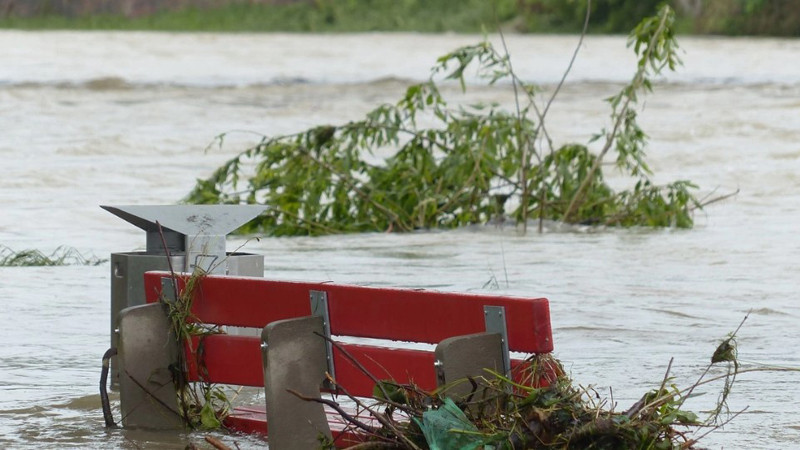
[187,5,723,236]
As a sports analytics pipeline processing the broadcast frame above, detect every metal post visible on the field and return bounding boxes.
[483,305,511,379]
[310,290,336,388]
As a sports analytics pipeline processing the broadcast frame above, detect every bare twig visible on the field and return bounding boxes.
[730,311,750,338]
[680,312,750,413]
[312,332,418,415]
[331,377,423,450]
[494,1,591,233]
[540,0,592,129]
[693,188,740,210]
[692,406,749,443]
[496,26,531,233]
[628,357,675,418]
[304,371,424,450]
[658,357,674,395]
[537,0,592,232]
[286,389,380,435]
[677,363,712,412]
[204,436,233,450]
[681,366,800,397]
[156,220,179,304]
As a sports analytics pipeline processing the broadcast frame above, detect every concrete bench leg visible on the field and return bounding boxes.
[435,332,504,404]
[262,316,332,450]
[117,303,183,429]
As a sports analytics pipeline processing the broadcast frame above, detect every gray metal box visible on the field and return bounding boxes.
[109,251,264,348]
[104,205,267,389]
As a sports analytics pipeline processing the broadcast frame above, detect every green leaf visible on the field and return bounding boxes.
[199,401,222,430]
[373,381,408,404]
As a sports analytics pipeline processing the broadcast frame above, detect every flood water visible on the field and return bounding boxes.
[1,31,799,449]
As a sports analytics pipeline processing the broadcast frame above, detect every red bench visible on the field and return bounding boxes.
[116,271,554,449]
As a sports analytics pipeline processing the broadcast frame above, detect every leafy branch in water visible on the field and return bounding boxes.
[0,245,105,266]
[186,5,727,236]
[562,4,682,223]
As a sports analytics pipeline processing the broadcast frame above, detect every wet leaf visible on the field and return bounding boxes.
[712,338,737,364]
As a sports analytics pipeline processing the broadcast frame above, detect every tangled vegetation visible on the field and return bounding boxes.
[187,5,726,236]
[0,244,105,266]
[160,261,232,431]
[307,314,772,449]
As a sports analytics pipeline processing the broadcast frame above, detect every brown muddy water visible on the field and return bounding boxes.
[0,31,799,449]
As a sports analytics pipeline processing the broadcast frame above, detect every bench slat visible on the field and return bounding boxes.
[183,334,436,397]
[330,343,437,397]
[144,273,553,353]
[183,334,546,399]
[327,286,552,353]
[184,335,263,387]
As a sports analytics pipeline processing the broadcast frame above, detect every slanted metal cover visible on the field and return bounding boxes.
[101,205,266,236]
[102,205,266,273]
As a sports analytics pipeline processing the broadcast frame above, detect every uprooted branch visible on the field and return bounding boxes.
[187,4,734,236]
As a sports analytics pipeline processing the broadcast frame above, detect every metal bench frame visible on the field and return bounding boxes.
[115,271,554,449]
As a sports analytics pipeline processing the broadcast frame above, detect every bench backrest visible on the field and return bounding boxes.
[143,271,553,397]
